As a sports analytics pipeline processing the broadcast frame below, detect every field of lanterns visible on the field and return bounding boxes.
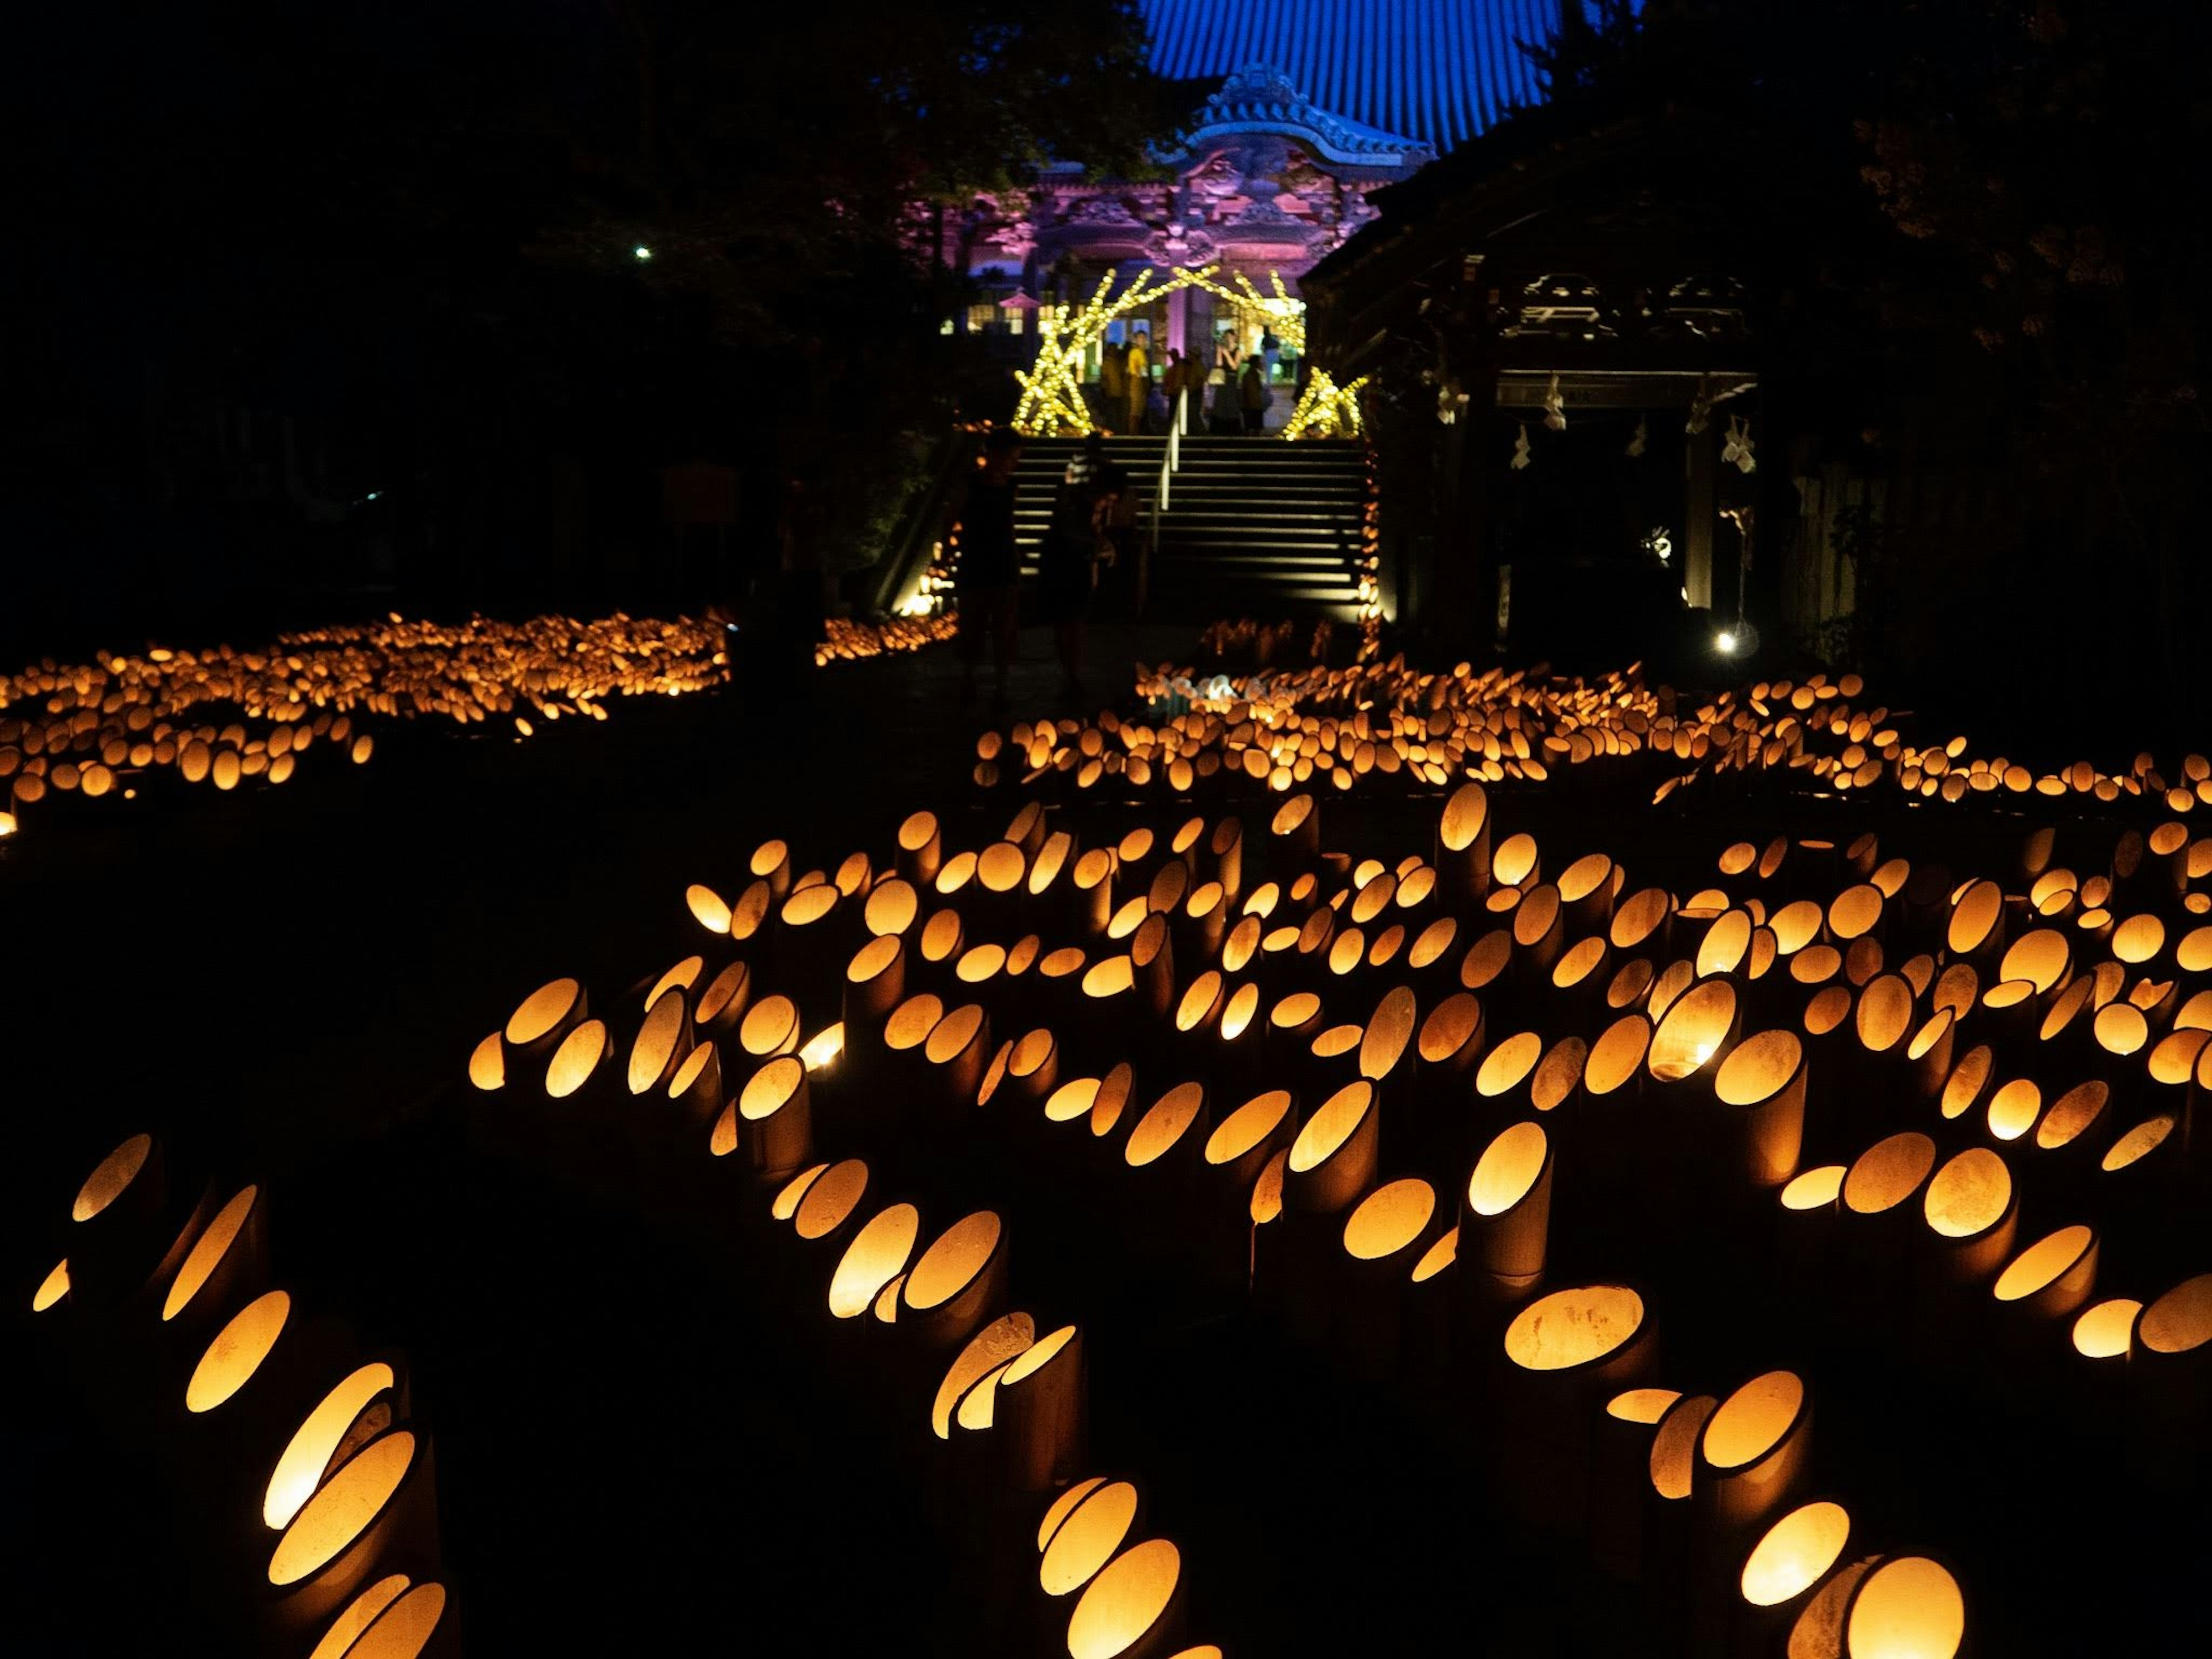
[21,635,2212,1658]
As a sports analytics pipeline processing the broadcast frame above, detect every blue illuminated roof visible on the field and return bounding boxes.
[1143,0,1559,153]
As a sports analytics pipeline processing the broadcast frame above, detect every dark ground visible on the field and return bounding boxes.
[6,624,2205,1657]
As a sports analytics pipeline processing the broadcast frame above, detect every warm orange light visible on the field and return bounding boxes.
[1781,1165,1846,1210]
[186,1288,290,1412]
[1742,1501,1850,1607]
[1991,1224,2096,1304]
[1041,1480,1139,1596]
[266,1362,399,1528]
[1288,1081,1372,1173]
[828,1204,920,1318]
[72,1133,151,1222]
[931,1313,1035,1438]
[506,978,583,1047]
[164,1185,258,1321]
[1702,1369,1805,1469]
[2071,1297,2141,1359]
[546,1018,607,1097]
[1503,1284,1644,1372]
[307,1575,412,1659]
[905,1212,1002,1310]
[269,1429,416,1586]
[2138,1272,2212,1353]
[1843,1555,1964,1659]
[1843,1133,1936,1215]
[1468,1122,1547,1216]
[1343,1178,1435,1260]
[32,1258,69,1312]
[1922,1150,2010,1238]
[1126,1084,1205,1167]
[1607,1387,1680,1425]
[1067,1537,1180,1659]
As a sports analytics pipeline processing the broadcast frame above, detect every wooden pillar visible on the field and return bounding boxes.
[1684,421,1716,611]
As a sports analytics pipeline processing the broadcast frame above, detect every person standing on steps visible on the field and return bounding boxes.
[1039,433,1120,703]
[1240,354,1271,435]
[1210,327,1241,433]
[1124,329,1150,435]
[945,429,1024,708]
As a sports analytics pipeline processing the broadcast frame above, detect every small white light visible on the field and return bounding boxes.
[363,490,382,502]
[633,245,652,262]
[1716,631,1738,654]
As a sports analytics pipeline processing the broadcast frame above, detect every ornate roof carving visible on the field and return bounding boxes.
[1173,63,1435,169]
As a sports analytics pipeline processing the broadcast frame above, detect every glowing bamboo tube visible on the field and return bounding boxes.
[694,959,752,1035]
[828,1203,920,1319]
[1333,1176,1440,1370]
[627,987,694,1096]
[1499,1283,1653,1533]
[1945,878,2005,963]
[1648,978,1740,1084]
[1460,1119,1552,1298]
[749,836,793,898]
[1067,1537,1182,1659]
[185,1287,292,1412]
[1271,792,1320,866]
[1041,1479,1142,1597]
[1416,991,1487,1078]
[732,1056,811,1181]
[325,1581,446,1659]
[1713,1031,1808,1190]
[1208,816,1244,898]
[1285,1080,1378,1215]
[265,1360,406,1531]
[1697,1369,1812,1532]
[161,1183,266,1328]
[1130,913,1175,1020]
[267,1425,433,1630]
[1919,1148,2016,1282]
[1839,1555,1965,1659]
[899,1210,1007,1350]
[305,1574,412,1659]
[1437,781,1492,897]
[922,1001,991,1103]
[999,1323,1085,1491]
[1990,1223,2098,1321]
[506,978,587,1058]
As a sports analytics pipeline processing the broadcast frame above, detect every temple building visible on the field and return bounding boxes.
[942,2,1564,388]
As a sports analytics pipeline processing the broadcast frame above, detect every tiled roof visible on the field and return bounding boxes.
[1144,0,1559,154]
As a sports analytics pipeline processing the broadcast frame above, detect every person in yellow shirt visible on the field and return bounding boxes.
[1124,330,1150,433]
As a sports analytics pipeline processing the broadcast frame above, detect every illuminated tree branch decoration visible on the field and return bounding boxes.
[1281,369,1369,441]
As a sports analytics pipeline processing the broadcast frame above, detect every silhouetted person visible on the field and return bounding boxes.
[1240,355,1271,434]
[1040,434,1119,701]
[947,429,1024,706]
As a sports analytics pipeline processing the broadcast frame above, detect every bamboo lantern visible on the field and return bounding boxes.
[899,1211,1007,1351]
[32,1258,70,1313]
[63,1131,168,1301]
[1066,1538,1183,1659]
[725,1056,809,1180]
[1283,1081,1377,1214]
[1557,852,1616,934]
[2133,1272,2212,1474]
[627,988,694,1097]
[1590,1387,1681,1581]
[749,836,793,898]
[1498,1285,1653,1533]
[1271,792,1320,869]
[1731,1499,1853,1656]
[265,1360,408,1531]
[1416,991,1487,1078]
[666,1040,724,1139]
[844,935,906,1073]
[926,1002,993,1105]
[1696,1369,1812,1532]
[1460,1120,1552,1300]
[694,959,753,1036]
[1938,1044,1994,1123]
[1839,1555,1965,1659]
[1648,979,1741,1087]
[1041,1479,1142,1600]
[998,1323,1085,1491]
[185,1287,293,1414]
[544,1017,608,1099]
[1782,1554,1878,1659]
[1850,974,1916,1099]
[738,993,801,1060]
[161,1183,268,1335]
[1208,816,1244,899]
[1946,878,2005,967]
[929,1312,1034,1441]
[1990,1223,2098,1323]
[1130,914,1175,1020]
[312,1579,447,1659]
[1713,1031,1809,1190]
[1435,781,1493,899]
[828,1203,921,1320]
[1919,1149,2017,1284]
[266,1425,435,1633]
[304,1574,412,1659]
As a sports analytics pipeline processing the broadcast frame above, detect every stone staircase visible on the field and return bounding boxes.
[1005,435,1367,622]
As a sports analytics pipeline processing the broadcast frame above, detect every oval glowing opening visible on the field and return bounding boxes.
[1844,1556,1964,1659]
[865,879,918,937]
[506,979,582,1047]
[73,1134,152,1222]
[345,1581,446,1659]
[1650,1395,1719,1499]
[266,1363,399,1529]
[2102,1114,2175,1172]
[546,1018,607,1097]
[1046,1078,1101,1124]
[1468,1122,1547,1216]
[885,994,944,1052]
[1289,1082,1372,1174]
[467,1033,504,1092]
[1993,1224,2095,1303]
[187,1289,291,1413]
[925,1004,985,1065]
[1843,1133,1936,1215]
[1439,782,1488,850]
[1585,1015,1652,1096]
[1477,1030,1543,1097]
[1702,1370,1805,1470]
[1205,1092,1290,1166]
[1608,1387,1682,1425]
[627,991,688,1094]
[1922,1150,2010,1239]
[1716,1031,1801,1108]
[1503,1284,1644,1372]
[269,1429,416,1586]
[308,1575,412,1659]
[164,1185,257,1321]
[1067,1538,1181,1659]
[1649,979,1734,1081]
[32,1259,69,1313]
[828,1205,919,1318]
[2139,1272,2212,1354]
[1041,1481,1139,1596]
[905,1212,1001,1310]
[1985,1080,2041,1142]
[2036,1082,2108,1150]
[1343,1178,1435,1260]
[1743,1501,1850,1608]
[1003,1323,1076,1388]
[1038,1476,1111,1551]
[932,1313,1034,1440]
[2072,1298,2142,1359]
[1782,1166,1846,1210]
[1359,986,1418,1081]
[795,1160,868,1240]
[1126,1085,1205,1167]
[740,994,799,1057]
